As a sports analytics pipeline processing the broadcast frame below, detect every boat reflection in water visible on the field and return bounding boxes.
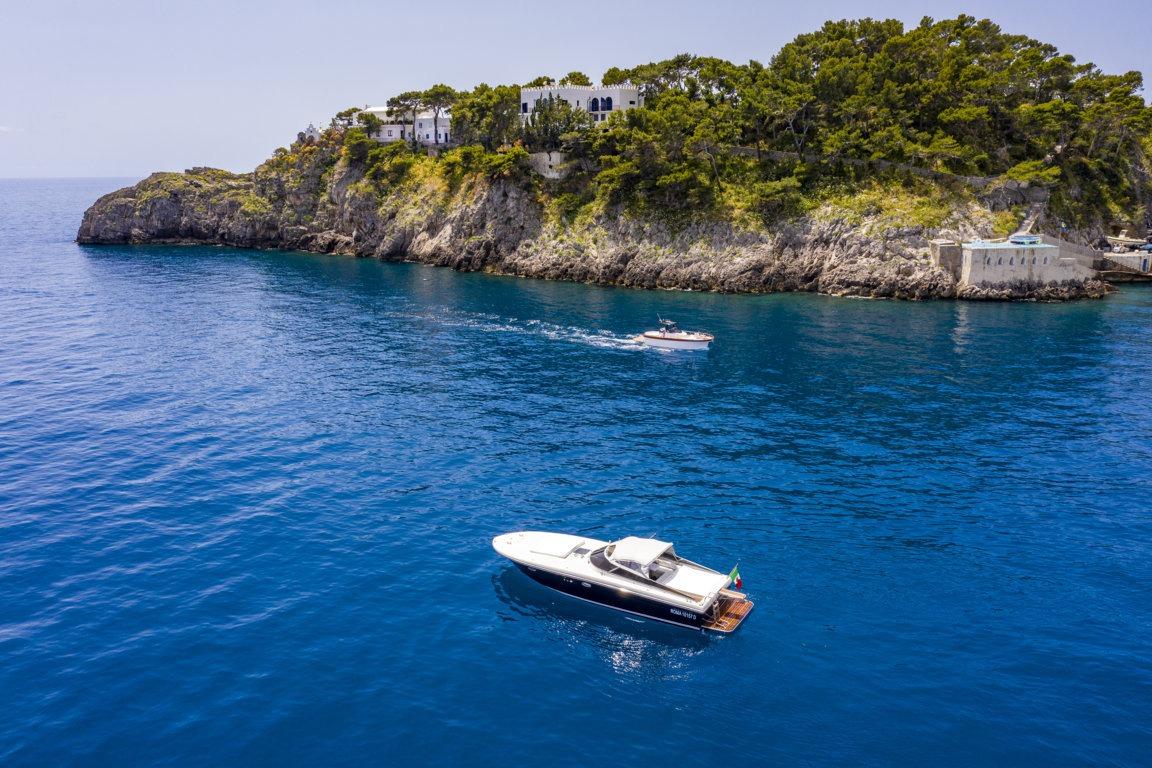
[491,566,713,677]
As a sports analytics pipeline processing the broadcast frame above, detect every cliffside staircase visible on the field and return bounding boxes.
[1018,201,1047,234]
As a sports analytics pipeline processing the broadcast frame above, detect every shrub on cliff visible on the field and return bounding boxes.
[751,177,804,221]
[238,195,272,218]
[1003,160,1063,185]
[365,141,419,186]
[481,147,531,180]
[343,128,375,165]
[439,145,486,181]
[439,145,531,183]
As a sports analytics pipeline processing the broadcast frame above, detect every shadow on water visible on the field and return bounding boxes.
[491,566,714,655]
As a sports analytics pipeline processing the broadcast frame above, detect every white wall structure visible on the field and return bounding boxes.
[959,242,1093,286]
[1037,233,1100,270]
[528,151,568,179]
[1107,252,1152,273]
[929,238,962,274]
[519,84,642,124]
[360,107,452,146]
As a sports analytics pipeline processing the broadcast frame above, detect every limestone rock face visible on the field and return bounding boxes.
[77,170,281,248]
[76,154,1105,302]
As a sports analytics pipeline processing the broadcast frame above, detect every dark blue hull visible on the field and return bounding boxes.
[514,562,709,629]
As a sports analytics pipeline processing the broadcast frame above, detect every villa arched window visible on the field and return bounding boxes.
[589,97,600,112]
[1009,257,1014,265]
[603,96,613,111]
[998,257,1002,265]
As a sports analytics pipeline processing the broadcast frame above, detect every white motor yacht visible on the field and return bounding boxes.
[636,319,713,350]
[492,531,753,632]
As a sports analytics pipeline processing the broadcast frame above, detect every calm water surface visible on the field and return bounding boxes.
[1,179,1150,766]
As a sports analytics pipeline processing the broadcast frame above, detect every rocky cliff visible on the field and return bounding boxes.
[77,139,1110,301]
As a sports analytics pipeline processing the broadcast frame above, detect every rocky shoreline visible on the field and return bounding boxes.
[77,156,1111,302]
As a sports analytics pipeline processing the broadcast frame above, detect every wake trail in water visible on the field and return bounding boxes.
[395,306,643,351]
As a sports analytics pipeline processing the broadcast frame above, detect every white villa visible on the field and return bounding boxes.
[361,107,452,146]
[520,84,642,123]
[353,81,641,147]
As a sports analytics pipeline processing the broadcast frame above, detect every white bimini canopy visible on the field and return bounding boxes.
[609,537,673,568]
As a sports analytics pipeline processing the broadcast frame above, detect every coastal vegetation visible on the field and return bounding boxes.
[77,14,1135,303]
[318,14,1150,233]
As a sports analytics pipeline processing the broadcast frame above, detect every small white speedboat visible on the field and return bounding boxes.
[636,319,713,350]
[493,531,753,632]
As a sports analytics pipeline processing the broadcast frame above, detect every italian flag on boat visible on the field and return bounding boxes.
[728,566,742,590]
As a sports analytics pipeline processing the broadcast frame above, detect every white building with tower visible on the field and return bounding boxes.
[519,84,642,123]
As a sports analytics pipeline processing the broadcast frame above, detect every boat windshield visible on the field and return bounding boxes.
[599,544,680,582]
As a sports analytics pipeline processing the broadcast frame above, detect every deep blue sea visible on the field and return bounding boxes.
[1,178,1151,766]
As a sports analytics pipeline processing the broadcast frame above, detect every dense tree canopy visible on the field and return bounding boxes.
[422,84,458,145]
[560,71,592,86]
[451,84,521,151]
[356,110,383,139]
[385,91,423,148]
[522,96,592,152]
[349,15,1150,226]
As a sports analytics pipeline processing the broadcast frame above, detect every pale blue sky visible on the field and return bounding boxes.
[2,0,1149,178]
